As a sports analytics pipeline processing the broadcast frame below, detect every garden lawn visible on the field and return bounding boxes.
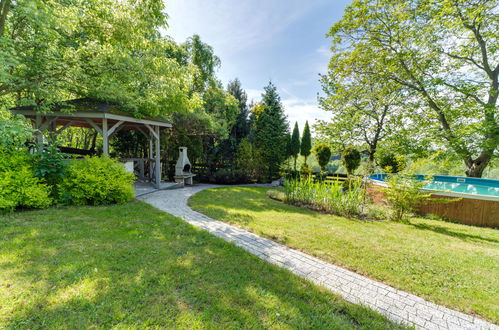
[189,187,499,324]
[0,202,400,329]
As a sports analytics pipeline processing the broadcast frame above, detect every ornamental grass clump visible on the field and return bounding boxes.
[284,176,365,217]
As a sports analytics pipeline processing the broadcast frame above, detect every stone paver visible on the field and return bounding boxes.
[138,184,498,330]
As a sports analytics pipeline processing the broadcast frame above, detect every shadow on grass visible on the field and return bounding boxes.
[409,222,499,244]
[0,202,400,329]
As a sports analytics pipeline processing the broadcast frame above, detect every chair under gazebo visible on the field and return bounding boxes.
[11,98,172,189]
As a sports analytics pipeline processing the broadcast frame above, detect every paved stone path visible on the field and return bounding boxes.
[138,185,497,330]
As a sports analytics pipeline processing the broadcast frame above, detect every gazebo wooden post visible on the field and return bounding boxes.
[35,114,44,151]
[154,125,161,189]
[149,132,154,181]
[102,118,109,156]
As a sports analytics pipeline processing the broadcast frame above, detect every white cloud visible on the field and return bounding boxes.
[245,88,263,103]
[282,98,330,134]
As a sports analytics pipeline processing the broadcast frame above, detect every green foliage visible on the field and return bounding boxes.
[0,117,34,151]
[184,34,221,93]
[382,174,432,221]
[341,146,361,175]
[236,138,264,181]
[284,177,365,217]
[210,169,251,185]
[290,122,300,170]
[227,78,250,143]
[251,83,289,181]
[59,157,135,206]
[300,121,312,163]
[1,0,197,118]
[0,149,52,213]
[313,144,332,171]
[32,141,67,195]
[202,86,239,139]
[300,163,313,177]
[377,151,406,174]
[327,0,499,177]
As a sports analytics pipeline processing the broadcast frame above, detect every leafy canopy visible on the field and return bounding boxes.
[327,0,498,177]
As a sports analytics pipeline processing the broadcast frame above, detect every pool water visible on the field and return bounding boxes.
[370,174,499,198]
[423,181,499,197]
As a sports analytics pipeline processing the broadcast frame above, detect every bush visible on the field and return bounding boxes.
[0,117,34,151]
[0,149,52,213]
[313,144,332,172]
[377,151,406,173]
[341,146,361,175]
[210,169,251,185]
[236,139,264,181]
[58,156,135,206]
[382,173,431,221]
[300,163,313,177]
[32,141,67,196]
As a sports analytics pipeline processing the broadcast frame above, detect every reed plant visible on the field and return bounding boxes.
[284,176,365,217]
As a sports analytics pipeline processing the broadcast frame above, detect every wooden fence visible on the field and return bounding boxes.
[367,184,498,228]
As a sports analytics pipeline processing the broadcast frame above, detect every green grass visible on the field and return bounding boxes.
[0,202,402,329]
[189,187,499,323]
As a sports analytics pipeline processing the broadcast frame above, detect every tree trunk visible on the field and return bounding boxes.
[0,0,11,37]
[464,153,491,178]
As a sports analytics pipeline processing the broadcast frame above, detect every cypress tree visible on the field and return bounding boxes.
[285,132,292,169]
[300,121,312,165]
[290,122,300,170]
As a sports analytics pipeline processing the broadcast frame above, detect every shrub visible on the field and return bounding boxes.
[0,149,52,213]
[58,156,135,206]
[377,151,406,173]
[313,144,332,172]
[0,117,34,151]
[382,173,431,221]
[300,163,313,177]
[341,146,361,175]
[210,169,251,185]
[236,139,264,181]
[32,141,67,196]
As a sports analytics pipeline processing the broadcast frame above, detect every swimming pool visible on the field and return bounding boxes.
[368,174,499,227]
[370,174,499,199]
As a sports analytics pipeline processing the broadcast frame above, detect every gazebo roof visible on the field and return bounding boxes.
[11,98,172,130]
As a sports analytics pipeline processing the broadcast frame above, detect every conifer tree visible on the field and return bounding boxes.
[290,122,300,170]
[300,121,312,165]
[251,82,288,181]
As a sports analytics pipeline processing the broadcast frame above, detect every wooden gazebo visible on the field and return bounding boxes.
[12,98,172,188]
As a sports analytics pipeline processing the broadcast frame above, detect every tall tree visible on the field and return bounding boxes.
[183,34,221,93]
[290,122,301,170]
[300,121,312,165]
[0,0,196,118]
[316,76,405,163]
[328,0,498,177]
[284,132,292,169]
[251,82,288,181]
[227,78,250,143]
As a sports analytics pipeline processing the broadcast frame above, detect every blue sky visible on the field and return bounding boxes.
[164,0,351,131]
